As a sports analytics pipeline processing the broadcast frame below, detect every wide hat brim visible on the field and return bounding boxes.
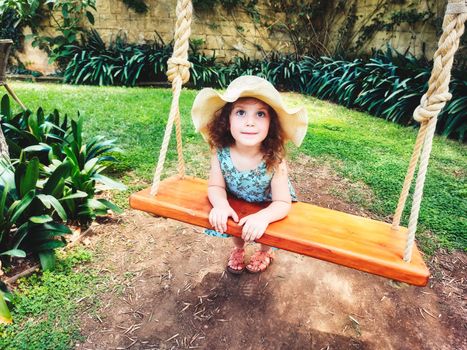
[191,76,308,147]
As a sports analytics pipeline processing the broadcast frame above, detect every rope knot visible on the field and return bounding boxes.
[167,57,191,84]
[413,92,452,123]
[446,0,467,14]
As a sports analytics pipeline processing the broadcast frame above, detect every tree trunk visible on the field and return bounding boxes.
[0,125,9,160]
[0,40,12,160]
[0,39,13,85]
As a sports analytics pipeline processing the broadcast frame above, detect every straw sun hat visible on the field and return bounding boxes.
[191,75,308,147]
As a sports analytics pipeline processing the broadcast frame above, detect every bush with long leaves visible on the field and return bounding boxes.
[0,95,125,323]
[61,30,171,86]
[0,155,73,324]
[0,94,125,226]
[297,50,466,141]
[0,156,71,270]
[1,97,68,165]
[57,117,125,225]
[61,33,466,141]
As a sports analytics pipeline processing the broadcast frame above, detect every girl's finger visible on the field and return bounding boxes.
[245,225,253,242]
[241,223,249,240]
[217,214,224,233]
[238,216,246,226]
[221,213,227,233]
[231,210,239,223]
[217,214,222,230]
[251,227,260,242]
[209,211,214,226]
[250,228,259,241]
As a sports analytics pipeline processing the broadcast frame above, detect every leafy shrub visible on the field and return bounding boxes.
[61,32,466,141]
[0,157,71,270]
[1,95,125,226]
[62,30,232,88]
[56,118,125,225]
[297,50,466,141]
[61,30,171,86]
[0,94,124,319]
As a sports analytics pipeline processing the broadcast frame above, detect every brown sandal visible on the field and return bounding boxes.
[227,247,246,274]
[246,250,274,273]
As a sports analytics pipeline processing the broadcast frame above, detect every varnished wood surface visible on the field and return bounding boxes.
[130,176,430,286]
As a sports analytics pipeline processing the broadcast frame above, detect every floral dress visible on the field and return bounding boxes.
[205,147,297,238]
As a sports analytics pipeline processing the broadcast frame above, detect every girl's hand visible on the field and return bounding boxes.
[238,212,270,242]
[209,205,239,234]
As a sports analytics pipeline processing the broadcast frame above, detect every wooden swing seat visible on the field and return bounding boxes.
[130,176,429,286]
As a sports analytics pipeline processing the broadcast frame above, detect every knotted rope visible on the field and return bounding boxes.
[392,0,466,262]
[151,0,192,195]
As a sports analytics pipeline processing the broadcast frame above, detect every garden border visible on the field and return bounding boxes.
[3,226,94,285]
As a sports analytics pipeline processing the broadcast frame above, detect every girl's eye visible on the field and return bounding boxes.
[236,110,246,117]
[257,111,266,118]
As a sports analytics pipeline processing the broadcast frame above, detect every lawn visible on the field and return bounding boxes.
[6,81,467,251]
[0,248,102,349]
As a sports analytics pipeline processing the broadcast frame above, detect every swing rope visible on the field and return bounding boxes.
[150,0,192,196]
[392,0,467,262]
[149,0,465,263]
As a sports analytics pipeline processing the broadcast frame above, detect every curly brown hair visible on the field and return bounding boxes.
[206,98,286,172]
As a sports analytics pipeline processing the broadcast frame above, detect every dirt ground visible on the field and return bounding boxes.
[75,158,466,350]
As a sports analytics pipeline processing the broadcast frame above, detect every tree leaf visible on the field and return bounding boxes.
[38,250,56,271]
[0,293,12,324]
[34,241,65,252]
[93,174,126,190]
[29,215,53,224]
[98,199,123,214]
[16,158,39,198]
[9,190,35,224]
[36,194,67,221]
[86,11,95,25]
[43,161,71,195]
[0,249,26,258]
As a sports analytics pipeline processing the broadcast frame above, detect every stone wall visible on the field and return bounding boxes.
[18,0,448,74]
[90,0,445,60]
[93,0,291,60]
[342,0,444,59]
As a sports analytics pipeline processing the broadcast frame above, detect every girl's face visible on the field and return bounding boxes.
[229,98,271,148]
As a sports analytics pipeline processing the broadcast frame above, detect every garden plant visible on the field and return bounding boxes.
[59,31,466,141]
[0,93,125,323]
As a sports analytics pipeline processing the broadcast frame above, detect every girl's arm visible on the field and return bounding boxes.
[239,160,292,242]
[208,151,239,233]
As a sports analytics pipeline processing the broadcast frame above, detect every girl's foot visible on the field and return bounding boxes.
[227,247,246,274]
[246,250,274,273]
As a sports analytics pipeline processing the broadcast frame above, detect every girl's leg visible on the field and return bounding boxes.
[232,236,245,249]
[259,243,272,252]
[227,236,246,274]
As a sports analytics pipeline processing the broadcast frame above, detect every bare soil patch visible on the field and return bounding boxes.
[75,159,466,350]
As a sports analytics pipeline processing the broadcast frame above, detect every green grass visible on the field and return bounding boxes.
[0,248,103,349]
[6,81,467,251]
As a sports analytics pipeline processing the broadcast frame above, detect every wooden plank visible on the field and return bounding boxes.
[130,176,430,286]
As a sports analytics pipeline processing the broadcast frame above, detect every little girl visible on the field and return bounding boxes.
[192,75,308,274]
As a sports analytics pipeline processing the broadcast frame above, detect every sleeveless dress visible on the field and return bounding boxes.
[205,147,297,238]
